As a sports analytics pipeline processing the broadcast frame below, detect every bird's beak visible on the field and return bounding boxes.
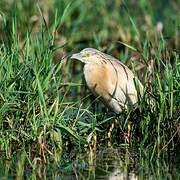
[70,53,83,61]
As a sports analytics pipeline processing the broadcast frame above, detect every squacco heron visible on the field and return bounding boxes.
[70,48,143,114]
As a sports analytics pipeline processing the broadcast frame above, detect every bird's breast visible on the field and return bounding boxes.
[83,63,109,98]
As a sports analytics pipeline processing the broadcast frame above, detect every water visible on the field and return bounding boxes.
[0,147,180,179]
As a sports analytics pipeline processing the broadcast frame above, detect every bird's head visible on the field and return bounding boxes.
[70,48,101,63]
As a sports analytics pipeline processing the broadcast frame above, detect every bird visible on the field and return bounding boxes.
[70,48,143,114]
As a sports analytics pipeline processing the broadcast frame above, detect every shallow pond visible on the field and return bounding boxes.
[1,146,179,179]
[59,147,180,179]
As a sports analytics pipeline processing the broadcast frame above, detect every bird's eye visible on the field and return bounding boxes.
[85,52,90,57]
[82,51,91,57]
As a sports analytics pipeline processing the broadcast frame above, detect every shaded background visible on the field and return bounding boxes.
[0,0,179,52]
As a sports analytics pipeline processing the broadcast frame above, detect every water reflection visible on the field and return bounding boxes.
[94,147,179,180]
[108,169,137,180]
[95,148,138,180]
[0,147,180,179]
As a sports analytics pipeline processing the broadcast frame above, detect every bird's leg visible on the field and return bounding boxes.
[107,120,115,147]
[107,112,117,147]
[123,110,133,144]
[124,121,132,144]
[115,112,131,144]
